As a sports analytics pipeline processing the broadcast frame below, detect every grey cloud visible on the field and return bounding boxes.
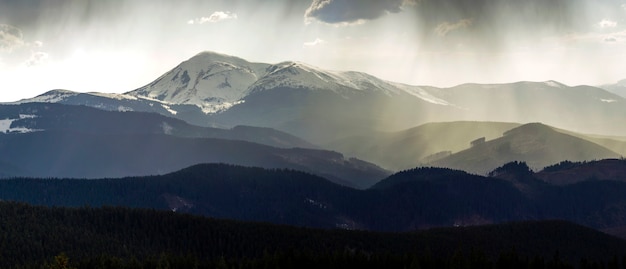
[0,24,24,52]
[434,19,472,36]
[0,24,48,67]
[304,0,414,25]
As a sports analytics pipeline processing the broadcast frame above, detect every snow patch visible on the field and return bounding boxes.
[161,122,174,135]
[199,100,245,114]
[117,106,133,112]
[544,81,564,88]
[305,198,327,209]
[396,85,451,106]
[601,99,617,103]
[88,92,139,100]
[0,118,41,133]
[0,119,13,133]
[161,104,178,115]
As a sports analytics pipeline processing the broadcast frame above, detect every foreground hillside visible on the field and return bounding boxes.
[0,202,624,268]
[3,162,626,234]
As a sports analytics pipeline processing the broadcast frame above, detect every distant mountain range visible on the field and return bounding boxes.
[12,51,626,144]
[601,79,626,98]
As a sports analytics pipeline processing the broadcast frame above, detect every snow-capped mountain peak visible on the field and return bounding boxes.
[126,51,269,114]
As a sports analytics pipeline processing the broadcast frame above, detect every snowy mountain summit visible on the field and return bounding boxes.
[125,51,445,113]
[127,52,269,114]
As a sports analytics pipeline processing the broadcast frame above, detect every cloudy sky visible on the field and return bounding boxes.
[1,0,626,102]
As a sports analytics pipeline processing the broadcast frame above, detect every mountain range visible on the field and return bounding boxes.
[13,51,626,145]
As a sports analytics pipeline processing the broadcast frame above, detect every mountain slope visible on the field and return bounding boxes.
[601,79,626,98]
[328,121,521,170]
[14,89,219,128]
[0,131,387,188]
[431,123,620,174]
[0,102,315,149]
[537,159,626,185]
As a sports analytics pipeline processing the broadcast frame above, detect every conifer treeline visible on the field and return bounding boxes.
[0,202,624,268]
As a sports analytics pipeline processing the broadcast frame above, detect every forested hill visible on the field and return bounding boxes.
[0,202,625,269]
[4,163,626,235]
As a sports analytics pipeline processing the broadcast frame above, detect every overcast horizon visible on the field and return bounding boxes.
[1,0,626,102]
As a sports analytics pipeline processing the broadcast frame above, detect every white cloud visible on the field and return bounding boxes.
[24,51,49,67]
[188,11,238,24]
[598,19,617,28]
[561,30,626,44]
[303,38,326,47]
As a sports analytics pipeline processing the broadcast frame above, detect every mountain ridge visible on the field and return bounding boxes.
[10,51,626,143]
[431,123,621,174]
